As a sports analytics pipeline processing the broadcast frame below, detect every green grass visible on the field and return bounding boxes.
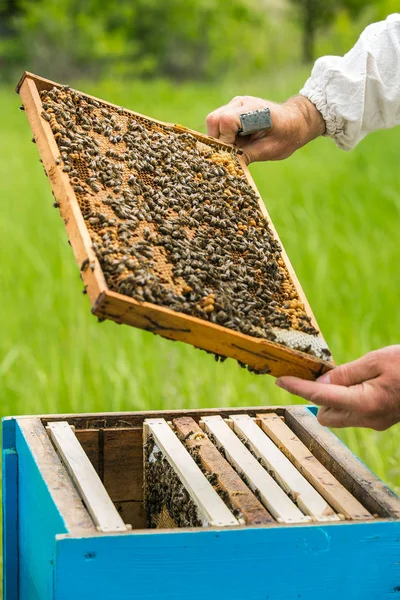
[1,70,400,494]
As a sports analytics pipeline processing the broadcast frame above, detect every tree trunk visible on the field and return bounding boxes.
[302,0,316,63]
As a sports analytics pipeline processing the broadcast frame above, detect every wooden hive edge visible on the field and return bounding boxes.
[16,72,236,152]
[93,289,332,380]
[18,74,107,306]
[285,407,400,519]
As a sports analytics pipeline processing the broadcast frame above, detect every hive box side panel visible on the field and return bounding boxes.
[54,521,400,600]
[2,419,19,600]
[15,420,68,600]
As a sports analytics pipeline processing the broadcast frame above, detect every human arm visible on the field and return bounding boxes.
[206,14,400,163]
[300,13,400,151]
[275,346,400,430]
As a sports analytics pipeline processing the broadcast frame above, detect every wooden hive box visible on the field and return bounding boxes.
[17,71,333,380]
[3,406,400,600]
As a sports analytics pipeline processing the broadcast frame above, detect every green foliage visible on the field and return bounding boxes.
[316,5,376,57]
[0,0,281,82]
[371,0,400,20]
[0,0,397,81]
[289,0,376,61]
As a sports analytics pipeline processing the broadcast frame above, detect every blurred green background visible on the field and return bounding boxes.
[1,0,399,507]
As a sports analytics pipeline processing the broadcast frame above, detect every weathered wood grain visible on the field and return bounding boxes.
[48,422,127,533]
[201,415,309,523]
[173,416,273,524]
[75,429,100,474]
[144,418,238,527]
[16,418,96,534]
[103,428,143,502]
[258,413,372,520]
[285,406,400,518]
[39,405,284,430]
[230,413,339,521]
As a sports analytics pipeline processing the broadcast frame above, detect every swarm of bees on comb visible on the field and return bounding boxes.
[38,85,332,365]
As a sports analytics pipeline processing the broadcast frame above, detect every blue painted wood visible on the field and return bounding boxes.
[15,421,68,600]
[54,521,400,600]
[2,417,19,600]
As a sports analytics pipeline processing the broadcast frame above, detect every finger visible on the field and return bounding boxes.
[275,376,357,410]
[317,353,381,387]
[317,406,385,429]
[206,104,241,139]
[235,136,279,163]
[206,109,222,138]
[317,407,362,428]
[228,96,245,108]
[218,109,242,144]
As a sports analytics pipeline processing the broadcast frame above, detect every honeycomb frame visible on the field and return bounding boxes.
[17,71,333,380]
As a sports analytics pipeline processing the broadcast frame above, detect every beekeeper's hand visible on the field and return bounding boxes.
[276,346,400,431]
[206,95,325,165]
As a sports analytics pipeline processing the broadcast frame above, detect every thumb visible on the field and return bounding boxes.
[318,353,381,387]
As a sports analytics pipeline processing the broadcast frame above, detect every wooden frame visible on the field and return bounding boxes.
[143,418,238,527]
[173,416,273,525]
[4,405,400,600]
[257,413,373,520]
[47,422,128,533]
[17,71,332,380]
[200,415,310,523]
[229,414,339,521]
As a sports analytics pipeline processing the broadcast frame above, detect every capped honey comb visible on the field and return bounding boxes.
[18,72,333,379]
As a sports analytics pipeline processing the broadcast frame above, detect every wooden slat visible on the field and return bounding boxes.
[173,416,273,525]
[144,418,238,527]
[19,77,107,306]
[18,71,332,381]
[93,289,331,380]
[200,416,309,524]
[48,422,128,533]
[16,418,96,536]
[257,413,372,520]
[103,428,143,502]
[284,406,400,519]
[230,414,339,522]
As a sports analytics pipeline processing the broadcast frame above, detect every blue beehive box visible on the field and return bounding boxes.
[3,405,400,600]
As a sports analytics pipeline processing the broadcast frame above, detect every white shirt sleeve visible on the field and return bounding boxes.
[299,13,400,151]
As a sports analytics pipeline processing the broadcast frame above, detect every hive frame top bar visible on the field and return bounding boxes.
[17,71,332,379]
